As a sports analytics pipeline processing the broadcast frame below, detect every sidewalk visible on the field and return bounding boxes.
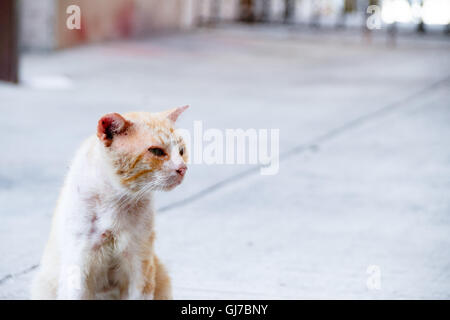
[1,26,449,299]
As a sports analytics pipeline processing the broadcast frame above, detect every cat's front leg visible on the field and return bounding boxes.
[134,255,172,300]
[57,238,92,299]
[126,258,152,300]
[153,256,172,300]
[57,261,91,299]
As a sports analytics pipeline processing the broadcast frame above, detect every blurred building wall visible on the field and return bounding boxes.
[0,0,19,83]
[56,0,195,49]
[19,0,218,51]
[19,0,56,51]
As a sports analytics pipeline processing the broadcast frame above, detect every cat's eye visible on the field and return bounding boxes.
[179,147,184,156]
[148,147,166,157]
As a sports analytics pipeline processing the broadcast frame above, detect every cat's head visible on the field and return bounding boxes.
[96,106,189,192]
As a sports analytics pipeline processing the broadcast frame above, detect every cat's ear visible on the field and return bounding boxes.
[165,105,189,123]
[97,113,131,147]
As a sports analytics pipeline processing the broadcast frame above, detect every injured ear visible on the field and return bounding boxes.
[97,113,131,147]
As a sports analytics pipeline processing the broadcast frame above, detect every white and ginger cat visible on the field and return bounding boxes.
[31,106,189,300]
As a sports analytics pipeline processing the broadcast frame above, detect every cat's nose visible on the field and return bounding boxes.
[176,165,187,177]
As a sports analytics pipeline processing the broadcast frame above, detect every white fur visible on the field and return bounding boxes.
[31,136,159,299]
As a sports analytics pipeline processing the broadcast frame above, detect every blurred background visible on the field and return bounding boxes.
[0,0,449,299]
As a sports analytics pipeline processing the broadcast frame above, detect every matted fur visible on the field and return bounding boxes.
[31,107,189,299]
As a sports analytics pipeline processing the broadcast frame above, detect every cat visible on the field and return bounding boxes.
[31,106,189,299]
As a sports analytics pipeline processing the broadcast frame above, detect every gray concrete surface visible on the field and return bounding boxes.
[0,25,449,299]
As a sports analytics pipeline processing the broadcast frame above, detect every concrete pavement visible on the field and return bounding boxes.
[0,25,449,299]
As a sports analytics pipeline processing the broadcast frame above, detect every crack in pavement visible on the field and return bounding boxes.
[1,75,448,289]
[159,75,450,213]
[0,264,38,286]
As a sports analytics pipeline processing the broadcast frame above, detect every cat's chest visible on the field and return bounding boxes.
[92,218,145,255]
[88,201,152,248]
[89,228,143,298]
[80,195,154,291]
